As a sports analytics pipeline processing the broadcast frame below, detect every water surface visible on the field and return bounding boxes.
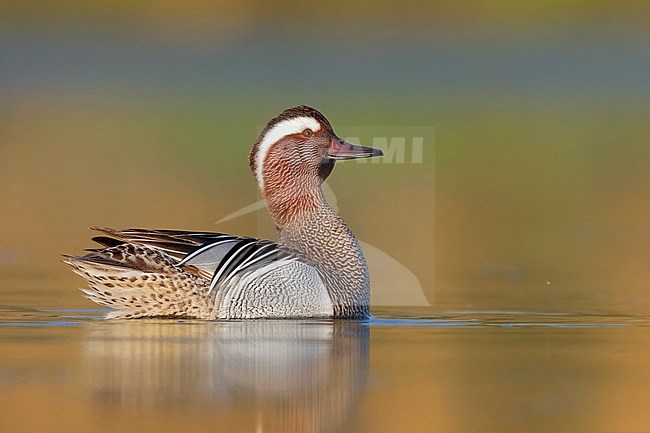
[1,297,649,433]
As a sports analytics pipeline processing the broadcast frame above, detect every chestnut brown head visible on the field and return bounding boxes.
[249,105,383,196]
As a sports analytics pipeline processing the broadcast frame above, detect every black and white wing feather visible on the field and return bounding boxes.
[90,227,305,295]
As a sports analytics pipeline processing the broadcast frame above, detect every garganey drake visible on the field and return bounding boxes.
[65,105,383,319]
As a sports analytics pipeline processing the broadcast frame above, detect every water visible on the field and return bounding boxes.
[1,299,649,433]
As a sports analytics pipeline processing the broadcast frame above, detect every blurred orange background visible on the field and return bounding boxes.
[1,0,648,312]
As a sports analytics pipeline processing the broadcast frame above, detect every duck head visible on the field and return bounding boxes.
[249,105,383,199]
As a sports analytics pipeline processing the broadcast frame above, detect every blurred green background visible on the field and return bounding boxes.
[1,0,648,312]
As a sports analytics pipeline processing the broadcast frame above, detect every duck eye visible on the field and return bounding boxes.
[302,129,313,138]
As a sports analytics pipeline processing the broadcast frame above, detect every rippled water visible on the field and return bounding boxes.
[1,300,649,433]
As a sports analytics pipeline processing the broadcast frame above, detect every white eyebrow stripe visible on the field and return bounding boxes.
[255,116,321,189]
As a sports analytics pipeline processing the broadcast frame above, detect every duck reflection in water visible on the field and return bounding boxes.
[83,320,369,432]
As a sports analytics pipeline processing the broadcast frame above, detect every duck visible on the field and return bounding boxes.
[64,105,384,319]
